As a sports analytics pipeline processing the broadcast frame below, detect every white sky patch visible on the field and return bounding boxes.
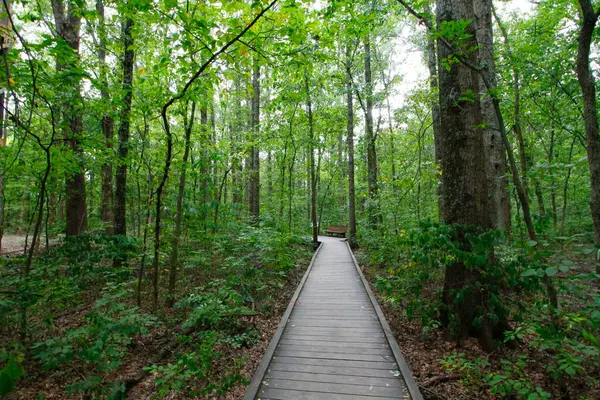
[384,0,538,117]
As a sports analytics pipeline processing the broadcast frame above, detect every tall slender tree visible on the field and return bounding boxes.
[364,36,380,228]
[51,0,87,236]
[96,0,114,233]
[114,14,135,239]
[346,45,357,247]
[575,0,600,267]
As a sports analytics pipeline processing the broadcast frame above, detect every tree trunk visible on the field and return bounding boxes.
[0,3,10,249]
[346,45,358,248]
[248,59,260,223]
[114,16,135,238]
[425,3,444,221]
[96,0,114,234]
[305,70,318,248]
[231,77,243,206]
[436,0,498,351]
[200,106,209,229]
[575,1,600,264]
[167,101,195,307]
[364,36,379,228]
[560,138,576,236]
[474,0,510,235]
[52,0,87,236]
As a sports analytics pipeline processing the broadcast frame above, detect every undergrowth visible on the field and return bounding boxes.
[0,224,313,398]
[363,220,600,399]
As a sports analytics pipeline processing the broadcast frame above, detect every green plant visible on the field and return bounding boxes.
[176,283,255,331]
[219,327,260,349]
[31,283,156,373]
[148,331,246,398]
[0,355,24,396]
[485,357,551,400]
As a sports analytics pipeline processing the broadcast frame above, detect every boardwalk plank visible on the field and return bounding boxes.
[263,379,407,397]
[264,370,403,387]
[271,356,397,370]
[276,344,392,356]
[268,362,400,378]
[244,237,420,400]
[259,388,403,400]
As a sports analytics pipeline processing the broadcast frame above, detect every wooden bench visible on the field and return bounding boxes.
[326,225,347,237]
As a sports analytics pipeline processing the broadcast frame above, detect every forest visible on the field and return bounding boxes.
[0,0,599,399]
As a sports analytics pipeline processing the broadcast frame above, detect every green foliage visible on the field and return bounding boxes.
[0,356,24,396]
[441,352,552,399]
[176,283,254,331]
[147,331,247,398]
[372,221,522,337]
[31,283,155,375]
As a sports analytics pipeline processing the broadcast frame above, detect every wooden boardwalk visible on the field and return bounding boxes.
[244,237,422,400]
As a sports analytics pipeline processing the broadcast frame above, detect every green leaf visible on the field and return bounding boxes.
[559,265,570,273]
[522,269,537,277]
[545,267,557,277]
[0,358,23,395]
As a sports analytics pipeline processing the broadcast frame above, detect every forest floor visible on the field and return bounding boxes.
[1,231,313,400]
[5,259,306,400]
[356,249,600,400]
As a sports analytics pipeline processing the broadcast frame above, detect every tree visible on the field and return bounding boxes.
[51,0,87,236]
[436,0,498,350]
[305,69,318,248]
[248,58,261,223]
[474,0,510,235]
[96,0,114,233]
[363,35,380,228]
[346,44,357,248]
[114,13,135,240]
[575,0,600,267]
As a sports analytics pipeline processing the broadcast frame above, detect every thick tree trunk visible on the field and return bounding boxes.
[364,37,379,228]
[96,0,114,234]
[114,17,135,238]
[474,0,510,235]
[52,0,87,236]
[346,45,357,248]
[436,0,499,351]
[248,59,260,223]
[575,1,600,263]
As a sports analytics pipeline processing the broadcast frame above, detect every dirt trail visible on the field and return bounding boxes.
[0,234,58,255]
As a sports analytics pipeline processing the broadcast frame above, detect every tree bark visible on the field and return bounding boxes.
[167,101,195,307]
[96,0,114,234]
[436,0,498,351]
[114,16,135,239]
[364,36,379,228]
[474,0,510,234]
[248,59,261,223]
[52,0,87,236]
[346,45,357,248]
[425,3,444,221]
[575,1,600,264]
[305,70,318,248]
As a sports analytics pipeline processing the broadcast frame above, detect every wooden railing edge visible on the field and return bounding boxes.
[345,240,424,400]
[242,241,324,400]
